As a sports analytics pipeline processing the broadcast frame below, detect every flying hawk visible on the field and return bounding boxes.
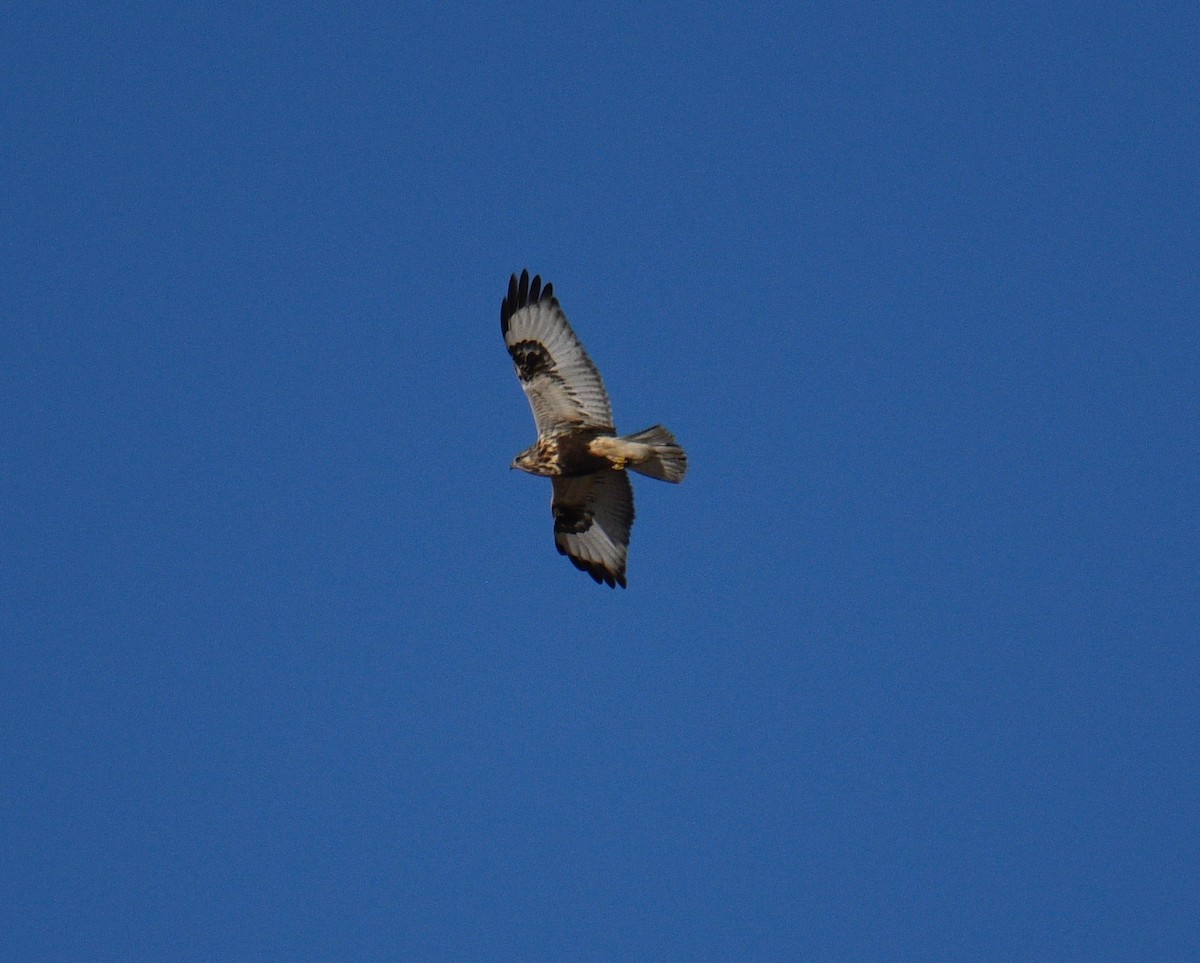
[501,269,687,587]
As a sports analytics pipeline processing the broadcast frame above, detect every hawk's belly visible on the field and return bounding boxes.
[552,431,613,476]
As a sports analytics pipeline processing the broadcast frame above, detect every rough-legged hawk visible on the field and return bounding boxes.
[501,270,687,587]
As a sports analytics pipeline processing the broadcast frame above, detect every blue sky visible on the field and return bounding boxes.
[3,2,1197,959]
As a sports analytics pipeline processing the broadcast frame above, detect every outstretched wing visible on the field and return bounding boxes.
[501,270,614,433]
[551,471,634,588]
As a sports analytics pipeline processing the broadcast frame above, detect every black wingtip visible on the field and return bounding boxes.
[500,269,552,337]
[562,551,626,588]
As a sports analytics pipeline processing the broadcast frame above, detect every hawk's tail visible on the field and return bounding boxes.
[623,425,688,483]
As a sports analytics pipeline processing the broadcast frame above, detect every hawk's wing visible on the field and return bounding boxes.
[501,270,614,433]
[551,471,634,588]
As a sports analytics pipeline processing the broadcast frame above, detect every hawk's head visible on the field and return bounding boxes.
[512,440,559,477]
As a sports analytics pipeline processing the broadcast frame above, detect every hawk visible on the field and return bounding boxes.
[501,269,687,587]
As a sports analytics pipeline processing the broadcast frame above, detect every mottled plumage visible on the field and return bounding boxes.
[501,270,687,587]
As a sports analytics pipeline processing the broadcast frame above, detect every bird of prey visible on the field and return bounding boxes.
[501,269,687,587]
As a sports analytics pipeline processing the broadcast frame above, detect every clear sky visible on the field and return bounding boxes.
[3,2,1197,960]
